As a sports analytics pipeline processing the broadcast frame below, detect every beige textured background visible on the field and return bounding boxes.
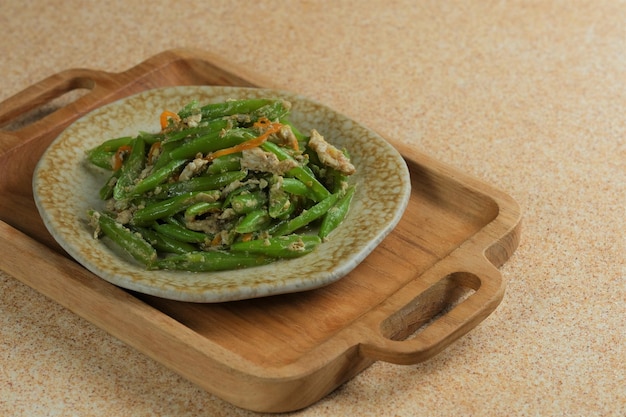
[1,1,624,416]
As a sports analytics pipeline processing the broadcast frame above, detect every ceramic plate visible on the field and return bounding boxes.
[33,86,411,302]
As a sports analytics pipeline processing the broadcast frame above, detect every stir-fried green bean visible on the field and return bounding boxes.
[113,136,146,200]
[99,170,122,200]
[86,97,356,271]
[230,191,267,215]
[149,250,274,272]
[89,210,157,266]
[230,235,322,258]
[136,227,197,255]
[268,177,292,219]
[152,222,210,244]
[261,141,331,201]
[129,159,187,197]
[234,209,271,234]
[269,192,341,237]
[319,185,356,240]
[184,201,222,220]
[205,153,242,174]
[177,98,287,121]
[132,191,221,226]
[164,123,241,162]
[153,170,247,199]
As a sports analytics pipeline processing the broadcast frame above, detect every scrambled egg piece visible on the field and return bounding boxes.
[240,147,299,175]
[308,129,355,175]
[179,157,209,181]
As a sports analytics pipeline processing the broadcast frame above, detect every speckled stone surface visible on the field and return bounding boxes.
[1,1,624,416]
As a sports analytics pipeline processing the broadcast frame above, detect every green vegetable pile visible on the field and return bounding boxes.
[86,98,356,272]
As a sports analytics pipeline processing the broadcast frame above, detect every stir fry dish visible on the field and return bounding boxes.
[86,98,356,272]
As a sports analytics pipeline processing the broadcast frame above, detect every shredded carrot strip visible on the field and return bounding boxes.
[160,110,180,130]
[113,145,132,171]
[253,117,272,129]
[255,117,299,151]
[210,234,222,246]
[206,118,283,162]
[241,233,253,242]
[147,142,162,164]
[206,134,269,161]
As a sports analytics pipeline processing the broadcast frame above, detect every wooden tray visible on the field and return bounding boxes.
[0,49,522,413]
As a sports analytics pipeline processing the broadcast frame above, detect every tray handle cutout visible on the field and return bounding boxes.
[0,68,118,156]
[0,69,107,130]
[359,259,505,365]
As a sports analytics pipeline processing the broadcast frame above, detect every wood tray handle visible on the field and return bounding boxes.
[359,255,505,365]
[0,68,115,153]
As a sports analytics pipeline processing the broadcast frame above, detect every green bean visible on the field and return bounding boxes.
[135,227,197,255]
[230,190,267,215]
[261,141,330,201]
[269,192,341,236]
[170,128,251,162]
[268,193,290,219]
[129,159,187,197]
[178,98,288,122]
[221,182,258,208]
[113,137,146,201]
[137,131,165,145]
[154,170,247,198]
[150,250,273,272]
[176,100,201,120]
[178,98,271,121]
[152,222,209,244]
[230,235,321,258]
[275,195,297,220]
[160,125,243,164]
[280,177,317,200]
[319,185,356,240]
[184,201,222,219]
[162,120,230,144]
[153,120,232,170]
[235,209,271,233]
[250,100,292,122]
[87,149,116,170]
[268,178,291,219]
[99,170,122,200]
[152,140,178,170]
[87,135,164,170]
[206,153,242,174]
[89,210,156,266]
[132,191,220,226]
[87,135,133,157]
[162,214,184,226]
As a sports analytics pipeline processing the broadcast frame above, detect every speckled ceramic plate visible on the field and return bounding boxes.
[33,86,410,302]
